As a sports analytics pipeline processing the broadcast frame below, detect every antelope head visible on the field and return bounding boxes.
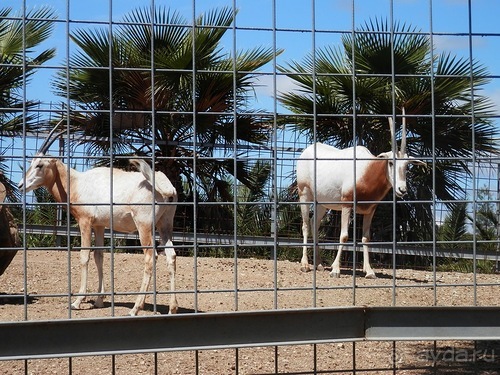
[378,108,426,197]
[18,121,65,192]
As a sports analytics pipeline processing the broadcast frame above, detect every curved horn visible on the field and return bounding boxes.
[387,116,396,153]
[401,107,407,154]
[38,119,64,155]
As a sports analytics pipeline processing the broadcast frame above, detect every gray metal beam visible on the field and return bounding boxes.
[0,308,364,360]
[1,307,500,360]
[365,307,500,341]
[20,224,500,260]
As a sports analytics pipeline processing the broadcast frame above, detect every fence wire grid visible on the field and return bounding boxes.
[1,0,500,374]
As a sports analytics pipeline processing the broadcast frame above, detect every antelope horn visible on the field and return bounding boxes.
[387,115,396,153]
[38,119,65,155]
[401,107,407,154]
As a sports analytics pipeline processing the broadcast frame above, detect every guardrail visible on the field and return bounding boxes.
[21,224,500,261]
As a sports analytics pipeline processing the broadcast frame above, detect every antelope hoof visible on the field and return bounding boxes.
[300,265,311,273]
[169,306,178,315]
[70,302,81,310]
[365,272,377,279]
[93,297,104,309]
[329,270,341,278]
[317,264,324,272]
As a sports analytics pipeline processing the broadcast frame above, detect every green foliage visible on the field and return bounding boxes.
[472,188,500,250]
[435,190,498,274]
[436,258,495,274]
[22,188,71,249]
[437,203,469,247]
[0,6,57,205]
[235,161,273,236]
[0,6,56,134]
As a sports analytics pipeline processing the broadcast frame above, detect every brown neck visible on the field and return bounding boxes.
[47,160,70,204]
[356,159,392,202]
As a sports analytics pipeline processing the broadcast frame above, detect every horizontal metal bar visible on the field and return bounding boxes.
[365,307,500,341]
[0,308,364,360]
[1,307,500,360]
[21,224,500,260]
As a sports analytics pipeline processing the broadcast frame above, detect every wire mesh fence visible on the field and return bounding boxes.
[1,0,500,373]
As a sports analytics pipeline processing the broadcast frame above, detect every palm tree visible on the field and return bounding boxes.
[0,6,56,199]
[436,199,496,273]
[278,18,499,241]
[235,160,273,236]
[472,187,499,253]
[437,202,469,249]
[52,6,279,231]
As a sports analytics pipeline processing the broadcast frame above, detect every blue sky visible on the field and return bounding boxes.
[4,0,500,114]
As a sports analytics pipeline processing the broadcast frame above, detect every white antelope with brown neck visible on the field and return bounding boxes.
[297,110,425,278]
[18,123,178,315]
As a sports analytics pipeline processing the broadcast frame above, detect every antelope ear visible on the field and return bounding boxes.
[409,156,426,166]
[376,152,391,159]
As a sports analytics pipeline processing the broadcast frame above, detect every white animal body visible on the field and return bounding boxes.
[19,150,178,316]
[297,115,425,278]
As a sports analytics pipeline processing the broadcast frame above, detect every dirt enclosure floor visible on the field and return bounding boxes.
[1,250,500,374]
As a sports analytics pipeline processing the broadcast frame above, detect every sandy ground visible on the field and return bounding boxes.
[1,250,500,374]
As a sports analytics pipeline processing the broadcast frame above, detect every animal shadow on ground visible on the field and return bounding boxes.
[320,266,431,284]
[0,292,38,305]
[96,300,198,315]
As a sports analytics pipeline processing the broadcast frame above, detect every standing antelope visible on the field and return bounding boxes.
[18,124,178,316]
[297,111,425,278]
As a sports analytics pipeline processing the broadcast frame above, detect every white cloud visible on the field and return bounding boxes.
[251,74,303,112]
[433,35,487,54]
[433,35,470,52]
[253,74,302,99]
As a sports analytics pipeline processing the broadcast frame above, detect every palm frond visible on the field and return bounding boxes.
[439,203,468,244]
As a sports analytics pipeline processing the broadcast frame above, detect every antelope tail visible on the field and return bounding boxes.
[129,159,174,198]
